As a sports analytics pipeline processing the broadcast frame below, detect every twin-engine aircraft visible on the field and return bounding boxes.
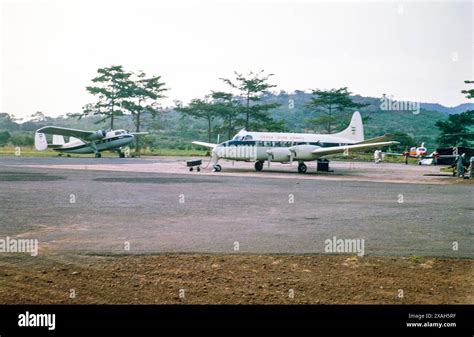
[192,111,399,173]
[34,126,147,157]
[385,143,429,164]
[386,143,457,165]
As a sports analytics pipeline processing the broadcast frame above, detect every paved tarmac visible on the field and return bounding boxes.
[0,156,472,257]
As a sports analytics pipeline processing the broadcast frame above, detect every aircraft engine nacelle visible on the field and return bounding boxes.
[87,130,106,141]
[290,145,319,161]
[267,148,291,162]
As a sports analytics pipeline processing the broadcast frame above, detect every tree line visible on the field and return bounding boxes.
[80,66,374,148]
[0,65,473,151]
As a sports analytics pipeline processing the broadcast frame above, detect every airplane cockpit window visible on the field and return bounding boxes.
[243,135,253,141]
[232,129,249,141]
[232,134,244,141]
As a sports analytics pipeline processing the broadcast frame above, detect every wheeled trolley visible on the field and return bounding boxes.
[186,159,202,172]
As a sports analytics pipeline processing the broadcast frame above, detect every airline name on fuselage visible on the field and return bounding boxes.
[258,134,306,141]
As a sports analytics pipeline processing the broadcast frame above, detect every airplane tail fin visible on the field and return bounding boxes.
[333,111,364,143]
[34,132,48,151]
[35,133,66,151]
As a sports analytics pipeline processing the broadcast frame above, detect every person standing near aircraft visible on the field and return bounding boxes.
[374,150,381,164]
[469,157,474,179]
[454,153,466,178]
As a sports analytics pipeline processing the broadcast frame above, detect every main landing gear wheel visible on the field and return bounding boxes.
[213,164,222,172]
[298,163,307,174]
[95,152,102,158]
[119,152,125,158]
[254,161,264,171]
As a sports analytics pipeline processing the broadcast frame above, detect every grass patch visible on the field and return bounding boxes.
[330,153,410,164]
[410,255,422,264]
[138,148,208,157]
[440,167,454,173]
[0,146,208,158]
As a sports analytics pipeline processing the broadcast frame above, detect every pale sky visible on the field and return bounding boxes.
[1,0,472,119]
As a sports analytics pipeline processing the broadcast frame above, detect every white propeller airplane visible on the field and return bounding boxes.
[34,126,147,157]
[192,111,399,173]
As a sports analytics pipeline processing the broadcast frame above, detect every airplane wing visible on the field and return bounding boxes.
[311,141,400,156]
[131,132,149,136]
[36,126,96,139]
[355,134,392,144]
[192,141,218,149]
[383,152,404,156]
[424,154,456,159]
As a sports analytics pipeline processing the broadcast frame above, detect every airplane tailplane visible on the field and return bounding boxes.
[333,111,364,143]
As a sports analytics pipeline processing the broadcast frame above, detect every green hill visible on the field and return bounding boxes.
[0,91,467,152]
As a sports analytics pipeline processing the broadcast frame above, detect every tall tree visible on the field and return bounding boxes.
[305,87,368,133]
[388,131,416,152]
[220,70,280,130]
[436,82,474,146]
[435,110,474,146]
[0,131,11,146]
[124,71,168,153]
[83,65,133,129]
[0,113,20,131]
[210,91,239,140]
[175,97,217,143]
[30,111,48,123]
[461,80,474,99]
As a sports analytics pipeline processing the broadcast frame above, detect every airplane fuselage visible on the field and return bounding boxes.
[194,112,399,173]
[35,127,147,158]
[54,136,134,154]
[213,129,358,162]
[54,131,134,154]
[404,146,428,159]
[215,139,351,162]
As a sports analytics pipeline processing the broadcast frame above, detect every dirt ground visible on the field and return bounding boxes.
[0,254,472,304]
